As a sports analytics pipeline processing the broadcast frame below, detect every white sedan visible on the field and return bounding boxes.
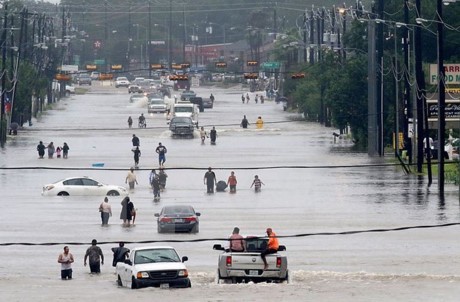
[115,77,130,88]
[42,176,128,196]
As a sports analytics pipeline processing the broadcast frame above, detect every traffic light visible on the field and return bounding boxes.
[169,74,189,81]
[247,61,258,67]
[150,63,165,69]
[291,73,305,79]
[215,62,227,68]
[243,73,258,79]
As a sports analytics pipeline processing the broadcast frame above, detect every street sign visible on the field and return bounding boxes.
[262,61,280,69]
[60,65,78,72]
[94,59,105,65]
[150,40,166,45]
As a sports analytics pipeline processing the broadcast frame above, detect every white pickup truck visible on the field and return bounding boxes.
[213,236,288,284]
[116,246,191,289]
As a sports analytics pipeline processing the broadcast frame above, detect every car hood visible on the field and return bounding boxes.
[133,262,187,271]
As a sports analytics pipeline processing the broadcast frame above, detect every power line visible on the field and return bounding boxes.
[1,222,458,246]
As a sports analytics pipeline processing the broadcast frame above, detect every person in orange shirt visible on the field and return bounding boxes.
[261,227,279,270]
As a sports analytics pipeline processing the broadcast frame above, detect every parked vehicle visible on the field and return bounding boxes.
[115,76,130,88]
[42,176,128,196]
[213,236,288,284]
[169,117,195,138]
[77,74,92,86]
[116,246,191,289]
[90,71,100,80]
[154,205,200,233]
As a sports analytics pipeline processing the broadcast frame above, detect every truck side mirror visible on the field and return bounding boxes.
[213,244,225,251]
[278,245,286,251]
[182,256,188,262]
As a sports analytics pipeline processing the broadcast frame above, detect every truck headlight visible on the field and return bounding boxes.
[136,272,149,279]
[178,269,188,277]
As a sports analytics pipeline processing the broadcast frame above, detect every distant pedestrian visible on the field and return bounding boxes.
[112,242,130,267]
[47,142,55,158]
[241,115,249,129]
[125,167,138,190]
[120,196,135,226]
[57,246,74,280]
[156,142,167,167]
[260,95,264,104]
[132,146,141,167]
[127,116,133,128]
[227,171,237,193]
[200,127,208,143]
[210,126,217,144]
[151,174,161,201]
[255,94,259,104]
[56,146,62,158]
[132,134,140,147]
[149,169,158,185]
[84,239,104,274]
[37,141,46,159]
[99,197,112,225]
[241,94,245,104]
[210,93,215,102]
[255,116,264,129]
[250,175,265,192]
[246,93,250,103]
[204,167,217,193]
[158,168,168,191]
[62,142,69,158]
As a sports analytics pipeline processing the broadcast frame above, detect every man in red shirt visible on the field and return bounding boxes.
[261,228,279,270]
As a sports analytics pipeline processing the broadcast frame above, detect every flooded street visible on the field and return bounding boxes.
[1,83,459,301]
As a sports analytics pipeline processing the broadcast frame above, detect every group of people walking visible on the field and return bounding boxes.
[130,134,167,169]
[36,141,69,159]
[240,115,264,129]
[204,167,265,194]
[97,195,135,227]
[200,126,217,144]
[58,241,131,280]
[242,93,265,104]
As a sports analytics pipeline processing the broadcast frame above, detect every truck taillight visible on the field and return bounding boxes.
[276,257,282,268]
[226,256,232,267]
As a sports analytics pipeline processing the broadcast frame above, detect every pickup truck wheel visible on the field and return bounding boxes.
[131,277,138,289]
[117,275,122,287]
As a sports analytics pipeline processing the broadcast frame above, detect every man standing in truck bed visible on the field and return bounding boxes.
[261,228,279,270]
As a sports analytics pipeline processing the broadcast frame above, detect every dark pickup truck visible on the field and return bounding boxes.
[169,116,195,138]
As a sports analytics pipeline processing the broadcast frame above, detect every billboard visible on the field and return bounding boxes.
[430,64,460,84]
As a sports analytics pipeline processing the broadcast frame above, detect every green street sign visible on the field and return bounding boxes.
[94,59,106,65]
[262,61,280,69]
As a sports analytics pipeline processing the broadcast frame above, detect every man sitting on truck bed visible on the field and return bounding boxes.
[261,228,279,270]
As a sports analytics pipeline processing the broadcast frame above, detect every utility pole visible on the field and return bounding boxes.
[436,0,445,193]
[0,3,8,148]
[403,0,411,164]
[168,0,172,70]
[309,8,314,64]
[414,0,431,182]
[148,0,152,78]
[303,10,307,63]
[376,0,384,156]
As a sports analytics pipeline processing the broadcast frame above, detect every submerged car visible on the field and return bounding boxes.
[116,246,191,289]
[154,205,200,233]
[148,97,167,113]
[42,176,128,196]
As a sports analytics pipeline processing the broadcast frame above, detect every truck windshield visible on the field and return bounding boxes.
[134,249,181,264]
[175,107,192,113]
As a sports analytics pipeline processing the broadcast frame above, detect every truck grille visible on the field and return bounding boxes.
[148,270,178,279]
